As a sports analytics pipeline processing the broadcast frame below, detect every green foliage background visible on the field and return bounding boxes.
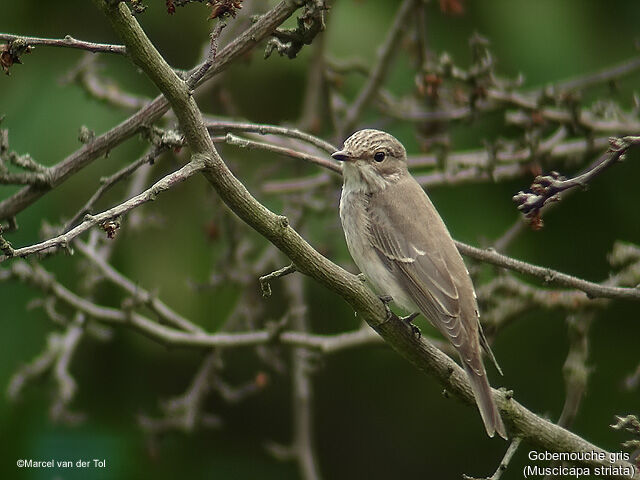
[1,1,640,479]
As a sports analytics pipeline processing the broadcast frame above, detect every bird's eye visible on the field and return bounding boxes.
[374,151,386,162]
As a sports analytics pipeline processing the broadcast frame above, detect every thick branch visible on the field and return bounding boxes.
[86,4,640,477]
[0,0,303,221]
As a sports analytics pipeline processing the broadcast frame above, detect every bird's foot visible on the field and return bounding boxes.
[378,295,394,321]
[400,312,421,338]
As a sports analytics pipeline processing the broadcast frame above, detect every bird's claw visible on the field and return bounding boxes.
[378,295,394,321]
[401,312,421,338]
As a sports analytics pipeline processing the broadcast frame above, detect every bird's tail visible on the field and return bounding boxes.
[463,363,507,439]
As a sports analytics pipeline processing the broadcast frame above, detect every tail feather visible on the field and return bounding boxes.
[477,317,503,376]
[463,363,507,439]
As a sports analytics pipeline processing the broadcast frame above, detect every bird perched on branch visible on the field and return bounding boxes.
[333,129,506,439]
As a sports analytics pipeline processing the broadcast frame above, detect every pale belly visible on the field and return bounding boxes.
[339,189,417,314]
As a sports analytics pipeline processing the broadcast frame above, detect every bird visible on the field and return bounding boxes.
[333,129,507,439]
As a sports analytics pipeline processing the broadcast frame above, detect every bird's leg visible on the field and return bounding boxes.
[378,296,421,338]
[378,295,394,321]
[400,312,421,338]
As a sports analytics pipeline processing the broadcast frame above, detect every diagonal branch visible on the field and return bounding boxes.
[513,136,640,221]
[340,0,416,134]
[214,134,341,173]
[87,3,640,478]
[74,239,204,334]
[1,159,205,261]
[0,0,305,222]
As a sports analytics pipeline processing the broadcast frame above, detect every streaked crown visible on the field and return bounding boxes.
[341,129,407,160]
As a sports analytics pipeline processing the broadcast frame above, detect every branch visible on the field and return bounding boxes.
[0,33,126,54]
[205,119,337,153]
[491,89,640,133]
[558,314,593,428]
[139,352,223,435]
[553,55,640,92]
[87,4,640,477]
[408,127,599,169]
[265,0,327,60]
[378,53,640,126]
[63,54,150,110]
[513,136,640,221]
[464,437,523,480]
[262,172,334,195]
[340,0,416,134]
[62,144,171,233]
[477,275,604,333]
[283,274,323,480]
[1,259,383,353]
[259,263,297,298]
[186,21,226,88]
[456,241,640,302]
[214,133,341,173]
[74,239,204,334]
[1,159,204,261]
[140,353,268,437]
[8,315,86,424]
[0,127,51,186]
[261,130,611,194]
[0,0,304,221]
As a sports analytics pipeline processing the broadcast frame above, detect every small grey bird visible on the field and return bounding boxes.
[333,129,506,439]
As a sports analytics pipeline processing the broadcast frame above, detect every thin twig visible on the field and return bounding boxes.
[2,259,384,352]
[378,54,640,126]
[463,437,523,480]
[340,0,416,134]
[215,134,341,173]
[187,21,226,88]
[62,145,171,233]
[0,33,126,54]
[205,119,337,153]
[456,241,640,301]
[139,352,222,434]
[260,264,297,297]
[75,240,204,334]
[513,136,640,220]
[284,274,323,480]
[262,173,334,195]
[0,0,305,222]
[63,54,150,110]
[558,314,593,428]
[1,159,205,261]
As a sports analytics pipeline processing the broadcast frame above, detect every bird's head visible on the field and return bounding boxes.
[332,129,408,193]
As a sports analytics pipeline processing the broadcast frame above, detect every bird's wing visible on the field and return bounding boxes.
[365,185,467,348]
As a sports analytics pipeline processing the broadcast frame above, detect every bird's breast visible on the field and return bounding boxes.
[339,189,370,267]
[339,188,416,312]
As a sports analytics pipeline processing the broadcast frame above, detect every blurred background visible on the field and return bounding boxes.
[1,0,640,479]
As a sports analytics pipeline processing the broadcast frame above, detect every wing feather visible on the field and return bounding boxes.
[365,190,465,347]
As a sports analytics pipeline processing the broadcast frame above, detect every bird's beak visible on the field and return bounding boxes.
[331,150,352,162]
